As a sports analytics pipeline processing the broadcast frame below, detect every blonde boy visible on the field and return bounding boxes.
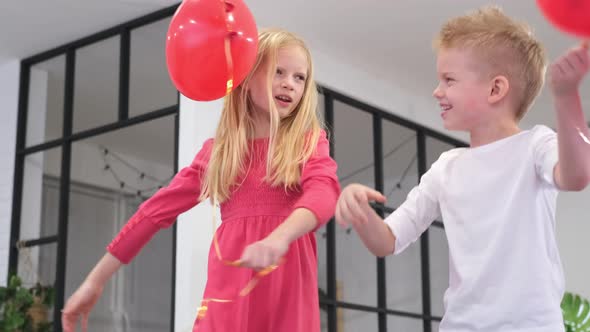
[336,6,590,332]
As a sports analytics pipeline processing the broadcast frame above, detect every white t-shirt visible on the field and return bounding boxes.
[385,125,565,332]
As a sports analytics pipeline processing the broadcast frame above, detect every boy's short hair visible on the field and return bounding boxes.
[434,5,547,120]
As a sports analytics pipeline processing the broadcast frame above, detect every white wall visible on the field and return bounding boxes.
[0,60,20,285]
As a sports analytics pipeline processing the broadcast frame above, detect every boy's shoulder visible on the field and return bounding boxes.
[436,147,466,164]
[529,124,556,139]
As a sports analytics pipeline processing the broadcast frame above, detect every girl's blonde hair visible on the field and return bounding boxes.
[200,28,322,203]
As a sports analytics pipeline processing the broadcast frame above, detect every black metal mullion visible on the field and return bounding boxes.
[22,4,180,66]
[53,48,75,332]
[373,114,387,332]
[118,28,131,121]
[318,298,443,321]
[319,86,467,148]
[417,131,432,332]
[19,104,177,156]
[16,236,59,248]
[8,63,30,278]
[323,92,338,332]
[170,93,180,332]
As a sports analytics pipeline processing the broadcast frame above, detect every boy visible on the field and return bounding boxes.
[336,6,590,332]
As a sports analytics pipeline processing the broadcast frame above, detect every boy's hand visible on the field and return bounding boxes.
[335,184,386,228]
[549,42,589,98]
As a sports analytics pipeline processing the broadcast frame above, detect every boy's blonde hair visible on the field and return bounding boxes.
[201,28,322,203]
[434,5,547,120]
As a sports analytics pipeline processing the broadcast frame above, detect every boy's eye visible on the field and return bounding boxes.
[296,75,306,81]
[276,68,283,75]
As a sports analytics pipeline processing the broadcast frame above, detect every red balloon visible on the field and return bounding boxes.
[166,0,258,101]
[536,0,590,38]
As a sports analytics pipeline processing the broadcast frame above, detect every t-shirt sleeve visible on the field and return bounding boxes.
[384,152,446,255]
[532,126,559,187]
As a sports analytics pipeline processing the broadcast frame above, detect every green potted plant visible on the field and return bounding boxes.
[28,282,55,332]
[562,292,590,332]
[0,274,54,332]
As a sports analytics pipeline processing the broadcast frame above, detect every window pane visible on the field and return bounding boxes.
[16,242,58,328]
[429,225,449,318]
[333,101,376,307]
[339,309,377,332]
[382,119,422,313]
[433,319,441,332]
[316,226,328,303]
[129,17,178,117]
[20,147,62,240]
[382,120,417,211]
[387,314,424,332]
[26,55,65,147]
[384,209,423,314]
[426,136,454,317]
[73,36,120,133]
[426,136,456,168]
[66,116,175,331]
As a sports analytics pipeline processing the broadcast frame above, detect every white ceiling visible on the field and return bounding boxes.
[2,0,589,164]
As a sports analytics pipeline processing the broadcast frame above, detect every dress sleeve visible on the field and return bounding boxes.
[107,139,214,263]
[292,130,341,230]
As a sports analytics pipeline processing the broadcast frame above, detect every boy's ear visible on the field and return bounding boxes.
[488,75,510,104]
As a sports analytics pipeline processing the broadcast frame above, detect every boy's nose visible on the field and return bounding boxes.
[432,84,443,99]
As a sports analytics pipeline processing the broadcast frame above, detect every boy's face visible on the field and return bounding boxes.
[433,48,493,131]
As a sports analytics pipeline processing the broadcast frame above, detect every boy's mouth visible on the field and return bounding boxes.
[440,104,452,118]
[440,103,452,112]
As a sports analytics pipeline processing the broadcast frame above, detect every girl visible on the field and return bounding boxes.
[61,28,340,332]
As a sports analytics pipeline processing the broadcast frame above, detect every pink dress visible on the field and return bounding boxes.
[107,131,340,332]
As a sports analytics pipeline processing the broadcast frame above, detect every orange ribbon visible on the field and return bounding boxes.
[197,201,284,321]
[222,0,234,96]
[197,192,284,321]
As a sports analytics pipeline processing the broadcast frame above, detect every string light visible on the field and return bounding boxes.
[99,146,173,199]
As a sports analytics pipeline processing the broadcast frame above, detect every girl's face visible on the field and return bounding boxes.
[248,44,309,119]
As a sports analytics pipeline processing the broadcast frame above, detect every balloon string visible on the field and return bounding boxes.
[222,0,234,95]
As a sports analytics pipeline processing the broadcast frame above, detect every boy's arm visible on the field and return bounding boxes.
[337,162,442,258]
[336,184,394,257]
[350,205,396,257]
[551,43,590,191]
